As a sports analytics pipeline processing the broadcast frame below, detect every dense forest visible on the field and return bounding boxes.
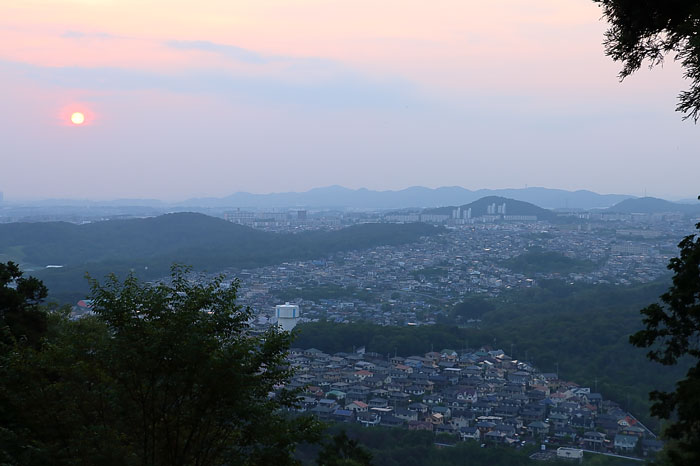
[0,214,440,302]
[501,248,598,275]
[295,280,686,430]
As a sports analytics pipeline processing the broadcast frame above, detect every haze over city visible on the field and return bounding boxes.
[2,0,699,201]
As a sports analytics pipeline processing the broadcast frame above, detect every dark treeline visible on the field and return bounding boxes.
[296,424,638,466]
[501,248,598,275]
[0,214,440,302]
[295,280,687,429]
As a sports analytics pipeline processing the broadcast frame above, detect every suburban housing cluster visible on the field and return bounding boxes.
[231,216,689,327]
[283,346,663,460]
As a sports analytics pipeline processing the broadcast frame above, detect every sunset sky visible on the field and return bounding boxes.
[1,0,698,201]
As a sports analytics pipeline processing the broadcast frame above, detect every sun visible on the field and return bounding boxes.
[70,112,85,125]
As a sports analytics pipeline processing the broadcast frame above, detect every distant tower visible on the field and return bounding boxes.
[275,303,300,331]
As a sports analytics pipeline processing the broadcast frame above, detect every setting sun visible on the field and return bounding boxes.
[70,112,85,125]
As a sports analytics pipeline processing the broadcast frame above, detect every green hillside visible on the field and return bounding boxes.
[607,196,700,215]
[423,196,554,219]
[502,248,598,274]
[0,213,441,302]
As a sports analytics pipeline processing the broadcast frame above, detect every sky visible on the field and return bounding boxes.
[1,0,698,201]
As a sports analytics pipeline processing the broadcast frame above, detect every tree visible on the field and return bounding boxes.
[0,261,48,348]
[0,263,49,465]
[594,1,700,121]
[316,431,373,466]
[0,266,321,466]
[630,196,700,466]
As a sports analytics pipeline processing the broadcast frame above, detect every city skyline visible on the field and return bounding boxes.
[2,0,699,201]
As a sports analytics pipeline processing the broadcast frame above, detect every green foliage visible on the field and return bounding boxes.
[0,261,48,349]
[630,213,700,466]
[294,321,489,356]
[410,267,448,280]
[449,297,495,321]
[595,0,700,121]
[316,431,373,466]
[0,266,321,466]
[302,425,532,466]
[502,248,597,275]
[0,214,440,302]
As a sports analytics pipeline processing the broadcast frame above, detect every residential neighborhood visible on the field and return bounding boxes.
[282,346,663,460]
[227,213,695,326]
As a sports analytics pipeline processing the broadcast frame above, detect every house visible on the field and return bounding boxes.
[346,401,368,413]
[394,408,418,422]
[548,413,569,428]
[380,415,404,428]
[620,424,645,437]
[332,409,354,423]
[431,405,451,419]
[476,420,496,433]
[356,411,381,426]
[460,426,481,441]
[484,431,507,443]
[493,425,516,439]
[449,415,470,429]
[583,431,606,451]
[368,398,388,409]
[407,402,428,413]
[527,421,550,438]
[326,390,346,401]
[508,371,531,385]
[456,388,478,403]
[614,434,639,453]
[311,399,338,420]
[553,426,578,441]
[435,424,456,435]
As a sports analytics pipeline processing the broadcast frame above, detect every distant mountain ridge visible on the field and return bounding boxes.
[607,197,700,215]
[7,186,635,211]
[181,186,633,210]
[423,196,555,219]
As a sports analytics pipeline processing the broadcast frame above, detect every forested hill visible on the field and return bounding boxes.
[0,213,441,302]
[422,196,555,219]
[607,196,700,215]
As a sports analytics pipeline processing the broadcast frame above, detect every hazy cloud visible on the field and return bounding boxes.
[0,58,426,110]
[166,40,268,64]
[61,30,115,40]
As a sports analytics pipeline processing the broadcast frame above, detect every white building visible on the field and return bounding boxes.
[275,303,300,331]
[556,447,583,462]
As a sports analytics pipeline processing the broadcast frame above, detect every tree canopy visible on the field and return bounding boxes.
[595,0,700,121]
[0,261,48,349]
[0,265,320,466]
[630,197,700,465]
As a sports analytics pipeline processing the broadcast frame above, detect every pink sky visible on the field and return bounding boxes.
[1,0,698,200]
